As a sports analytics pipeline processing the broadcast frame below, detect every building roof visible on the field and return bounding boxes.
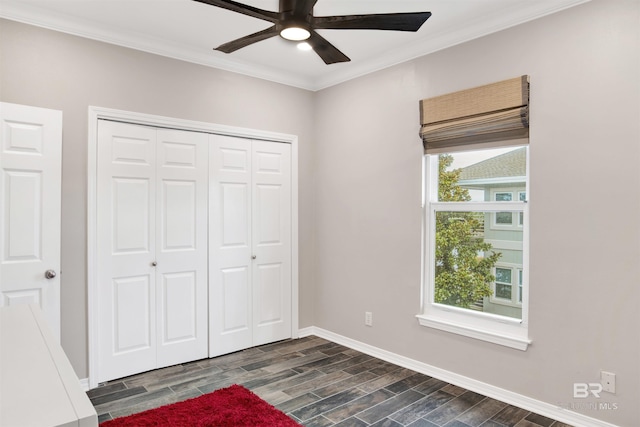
[459,147,526,183]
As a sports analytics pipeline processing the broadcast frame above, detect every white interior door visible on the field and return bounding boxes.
[252,140,292,346]
[209,135,253,356]
[97,120,157,381]
[155,129,208,368]
[0,102,62,341]
[97,121,208,382]
[209,135,291,357]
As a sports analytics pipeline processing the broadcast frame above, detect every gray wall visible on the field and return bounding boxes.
[1,0,639,424]
[313,1,639,425]
[0,19,317,378]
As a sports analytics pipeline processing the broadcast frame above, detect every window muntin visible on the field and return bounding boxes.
[420,146,529,349]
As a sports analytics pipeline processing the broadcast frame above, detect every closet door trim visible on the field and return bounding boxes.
[87,106,299,390]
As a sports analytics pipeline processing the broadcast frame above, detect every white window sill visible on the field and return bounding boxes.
[416,313,531,351]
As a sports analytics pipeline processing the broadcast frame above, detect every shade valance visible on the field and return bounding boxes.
[420,76,529,154]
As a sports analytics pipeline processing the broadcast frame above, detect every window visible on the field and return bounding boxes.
[418,146,530,350]
[518,269,523,303]
[491,189,526,229]
[418,75,530,350]
[518,192,526,226]
[490,264,523,309]
[495,267,513,299]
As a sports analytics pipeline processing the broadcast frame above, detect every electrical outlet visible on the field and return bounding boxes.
[601,371,616,393]
[365,311,373,327]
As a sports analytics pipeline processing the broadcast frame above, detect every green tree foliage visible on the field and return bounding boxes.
[434,154,501,308]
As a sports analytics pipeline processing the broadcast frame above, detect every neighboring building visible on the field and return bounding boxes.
[458,147,526,319]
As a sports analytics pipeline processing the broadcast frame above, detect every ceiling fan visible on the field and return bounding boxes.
[193,0,432,64]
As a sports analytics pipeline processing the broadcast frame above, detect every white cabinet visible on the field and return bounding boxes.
[0,305,97,427]
[209,135,292,357]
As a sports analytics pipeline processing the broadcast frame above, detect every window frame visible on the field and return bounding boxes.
[490,188,527,230]
[490,263,523,308]
[418,148,531,351]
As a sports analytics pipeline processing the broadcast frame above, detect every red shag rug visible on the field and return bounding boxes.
[100,384,302,427]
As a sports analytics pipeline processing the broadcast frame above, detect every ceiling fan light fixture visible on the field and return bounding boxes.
[280,27,311,41]
[297,42,312,51]
[201,0,432,65]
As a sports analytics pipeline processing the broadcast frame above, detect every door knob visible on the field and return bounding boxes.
[44,270,57,279]
[151,261,157,267]
[252,255,256,260]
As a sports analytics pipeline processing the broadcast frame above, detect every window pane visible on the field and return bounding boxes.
[438,147,527,202]
[495,283,512,299]
[433,208,523,319]
[519,192,527,201]
[495,212,513,224]
[495,267,512,283]
[434,211,498,311]
[495,193,512,201]
[518,270,523,303]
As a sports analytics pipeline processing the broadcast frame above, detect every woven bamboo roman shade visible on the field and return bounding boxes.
[420,75,529,153]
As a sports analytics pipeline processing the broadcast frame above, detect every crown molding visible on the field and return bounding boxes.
[0,0,316,90]
[0,0,591,92]
[312,0,592,90]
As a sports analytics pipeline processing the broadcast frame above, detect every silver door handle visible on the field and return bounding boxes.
[45,270,57,279]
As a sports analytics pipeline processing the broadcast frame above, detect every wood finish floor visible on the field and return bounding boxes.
[89,336,572,427]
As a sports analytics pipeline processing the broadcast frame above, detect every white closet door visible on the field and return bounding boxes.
[252,140,291,346]
[155,129,208,368]
[0,102,62,341]
[97,122,209,382]
[209,135,291,356]
[209,135,253,356]
[97,120,157,381]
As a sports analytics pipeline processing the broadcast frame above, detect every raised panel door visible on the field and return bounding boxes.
[0,102,62,341]
[155,129,208,367]
[209,136,291,356]
[97,120,157,381]
[209,135,252,356]
[252,141,291,346]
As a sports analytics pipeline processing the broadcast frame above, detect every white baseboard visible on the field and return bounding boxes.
[299,326,618,427]
[79,378,90,392]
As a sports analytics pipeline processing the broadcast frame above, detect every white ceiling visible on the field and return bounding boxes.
[1,0,589,91]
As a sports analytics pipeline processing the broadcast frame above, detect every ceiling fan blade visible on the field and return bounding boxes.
[307,31,350,64]
[314,12,431,32]
[215,26,279,53]
[193,0,278,23]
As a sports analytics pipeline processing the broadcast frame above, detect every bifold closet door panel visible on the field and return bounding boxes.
[251,140,292,347]
[97,120,158,382]
[97,121,209,382]
[209,135,292,357]
[155,129,209,368]
[209,135,253,357]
